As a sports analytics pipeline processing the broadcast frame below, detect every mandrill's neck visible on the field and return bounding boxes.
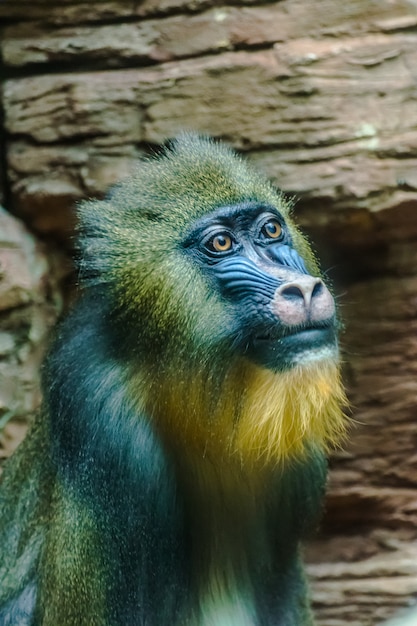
[233,359,347,464]
[150,357,347,467]
[179,447,271,626]
[146,358,347,624]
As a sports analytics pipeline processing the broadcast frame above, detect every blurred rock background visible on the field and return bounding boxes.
[0,1,417,623]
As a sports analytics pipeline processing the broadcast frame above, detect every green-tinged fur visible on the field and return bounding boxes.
[78,134,318,355]
[0,133,346,625]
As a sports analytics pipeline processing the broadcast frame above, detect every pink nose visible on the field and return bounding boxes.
[271,276,335,326]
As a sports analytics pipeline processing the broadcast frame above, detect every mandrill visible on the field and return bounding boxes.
[0,133,346,625]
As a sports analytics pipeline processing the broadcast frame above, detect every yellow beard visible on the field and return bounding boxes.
[231,360,347,464]
[149,357,347,467]
[144,356,347,622]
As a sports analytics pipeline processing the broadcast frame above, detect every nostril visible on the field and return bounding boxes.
[272,277,334,324]
[281,285,305,300]
[277,277,324,310]
[312,281,323,298]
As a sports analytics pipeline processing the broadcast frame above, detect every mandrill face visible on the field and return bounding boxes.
[183,200,338,372]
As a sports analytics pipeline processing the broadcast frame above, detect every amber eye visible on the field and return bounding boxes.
[211,233,233,252]
[262,219,282,239]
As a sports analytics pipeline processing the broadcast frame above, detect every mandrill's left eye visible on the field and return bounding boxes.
[212,234,233,252]
[261,219,282,240]
[204,232,235,254]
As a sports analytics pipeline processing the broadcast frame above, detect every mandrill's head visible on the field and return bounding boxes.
[78,133,347,464]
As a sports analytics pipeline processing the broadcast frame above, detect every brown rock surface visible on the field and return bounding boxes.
[1,1,417,623]
[0,207,63,465]
[2,1,417,238]
[306,246,417,623]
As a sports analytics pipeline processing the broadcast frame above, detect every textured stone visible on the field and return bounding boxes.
[2,0,417,61]
[1,1,417,623]
[3,30,417,236]
[308,546,417,625]
[306,247,417,624]
[0,208,63,465]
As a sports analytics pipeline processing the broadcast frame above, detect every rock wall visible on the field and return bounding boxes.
[1,1,417,623]
[0,207,63,460]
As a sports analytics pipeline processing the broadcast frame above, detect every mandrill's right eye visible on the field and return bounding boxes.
[205,232,235,254]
